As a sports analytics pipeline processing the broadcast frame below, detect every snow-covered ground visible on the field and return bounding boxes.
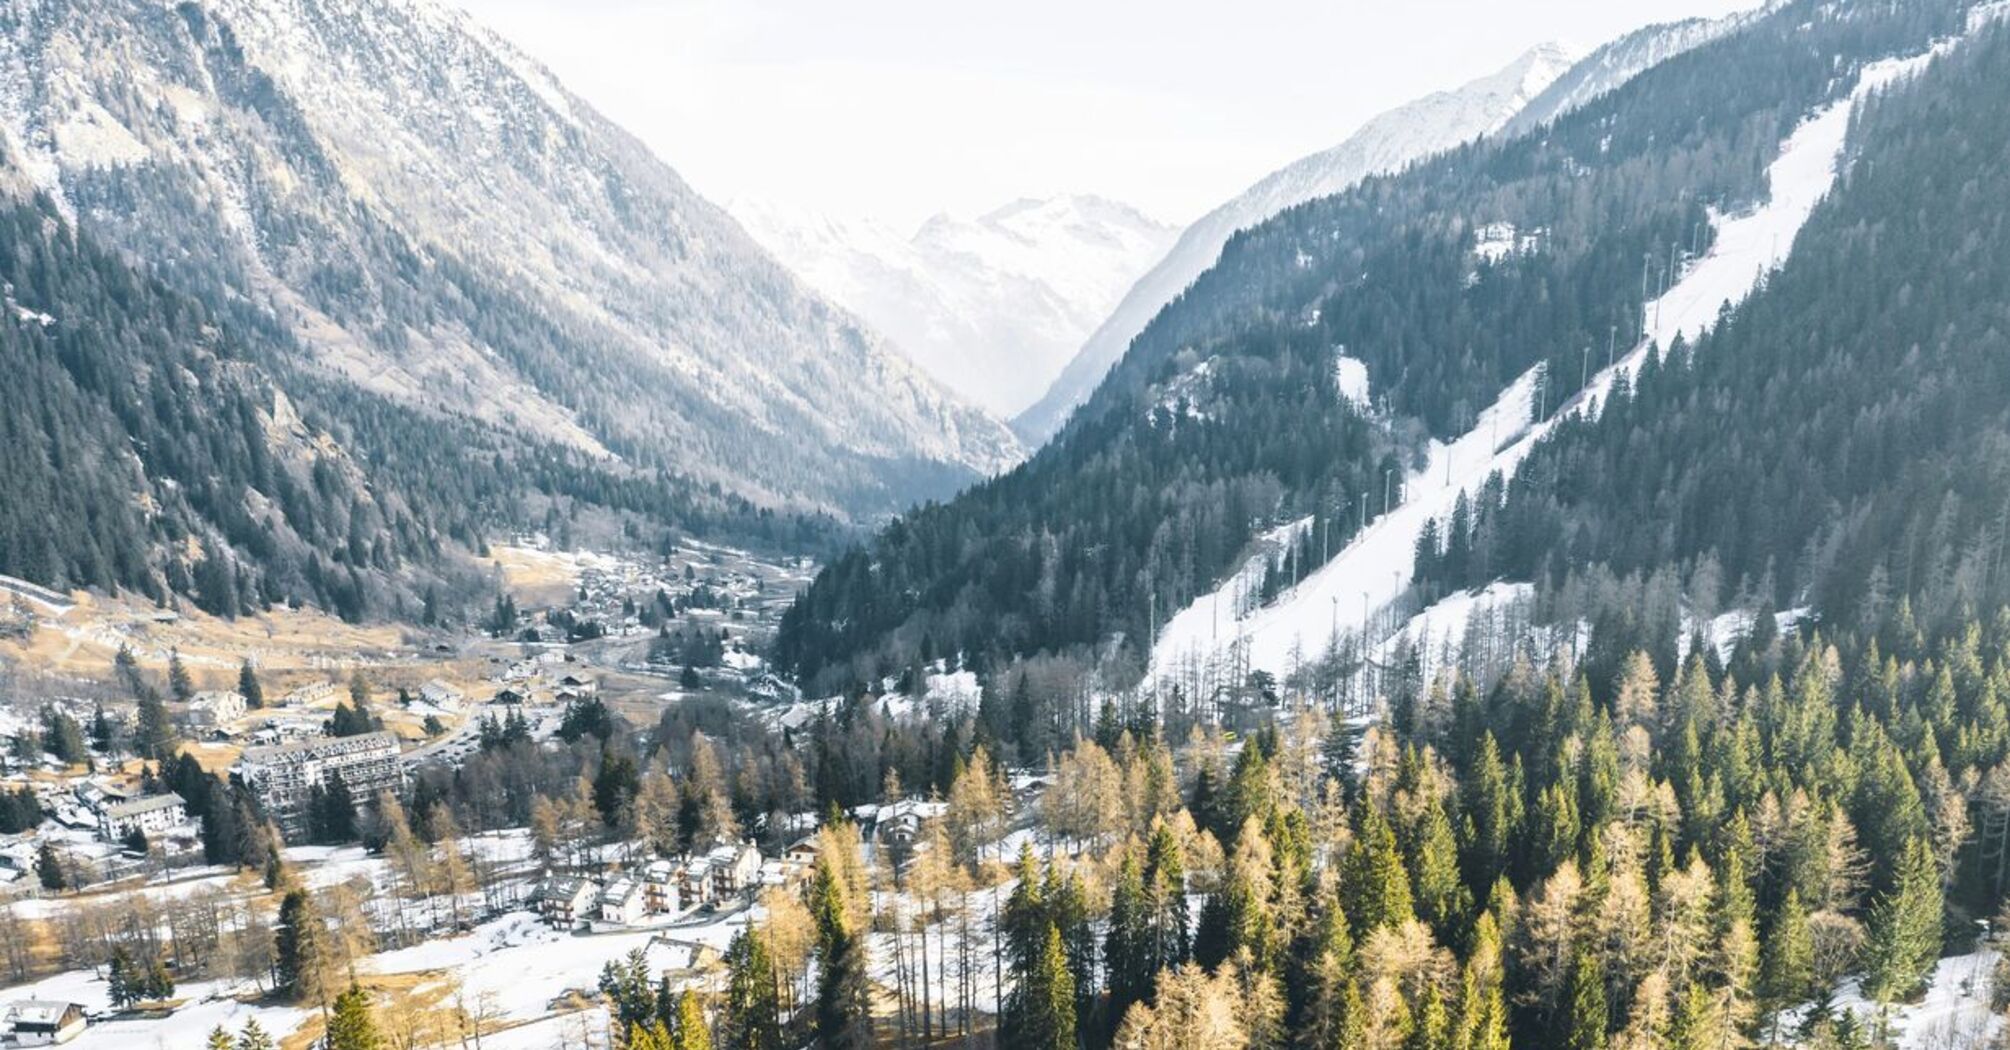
[1785,949,2003,1050]
[0,968,309,1050]
[0,893,758,1050]
[1151,367,1540,682]
[1677,605,1812,663]
[1395,582,1535,657]
[1149,33,1962,687]
[754,668,986,730]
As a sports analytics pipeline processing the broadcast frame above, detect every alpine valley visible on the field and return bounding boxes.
[5,2,2010,1050]
[0,0,1022,615]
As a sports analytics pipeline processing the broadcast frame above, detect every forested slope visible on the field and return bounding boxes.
[0,176,837,619]
[776,0,1972,694]
[1416,15,2010,668]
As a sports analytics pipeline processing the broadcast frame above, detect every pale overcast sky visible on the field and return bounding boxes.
[454,0,1764,232]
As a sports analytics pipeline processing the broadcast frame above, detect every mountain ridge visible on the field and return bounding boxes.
[1009,41,1579,443]
[0,0,1020,515]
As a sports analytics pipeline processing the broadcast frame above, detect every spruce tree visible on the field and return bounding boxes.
[237,1020,274,1050]
[1346,806,1414,934]
[1296,894,1358,1050]
[169,649,194,703]
[275,888,328,1005]
[1864,835,1943,1004]
[325,983,383,1050]
[238,660,264,709]
[1455,912,1511,1050]
[1011,923,1077,1050]
[721,929,782,1050]
[207,1026,236,1050]
[34,843,63,892]
[1106,848,1153,1023]
[107,946,133,1007]
[811,854,871,1050]
[1563,948,1607,1050]
[1144,822,1191,967]
[629,1021,673,1050]
[135,690,176,761]
[1759,887,1814,1036]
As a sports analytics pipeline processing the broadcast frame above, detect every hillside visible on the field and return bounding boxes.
[1414,8,2010,676]
[0,0,1020,515]
[775,0,1976,695]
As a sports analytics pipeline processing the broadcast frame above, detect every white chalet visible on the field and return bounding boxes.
[706,842,762,897]
[536,875,599,929]
[599,878,647,925]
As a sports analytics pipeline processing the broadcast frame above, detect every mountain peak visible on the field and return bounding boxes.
[738,193,1178,418]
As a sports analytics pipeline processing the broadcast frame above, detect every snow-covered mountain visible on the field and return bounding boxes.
[734,195,1177,418]
[0,0,1021,514]
[1010,43,1580,443]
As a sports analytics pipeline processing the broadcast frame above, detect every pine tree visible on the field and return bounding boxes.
[1864,835,1943,1005]
[325,983,383,1050]
[721,929,782,1050]
[207,1026,236,1050]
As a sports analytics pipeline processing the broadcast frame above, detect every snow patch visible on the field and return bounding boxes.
[1471,222,1545,263]
[1334,353,1370,407]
